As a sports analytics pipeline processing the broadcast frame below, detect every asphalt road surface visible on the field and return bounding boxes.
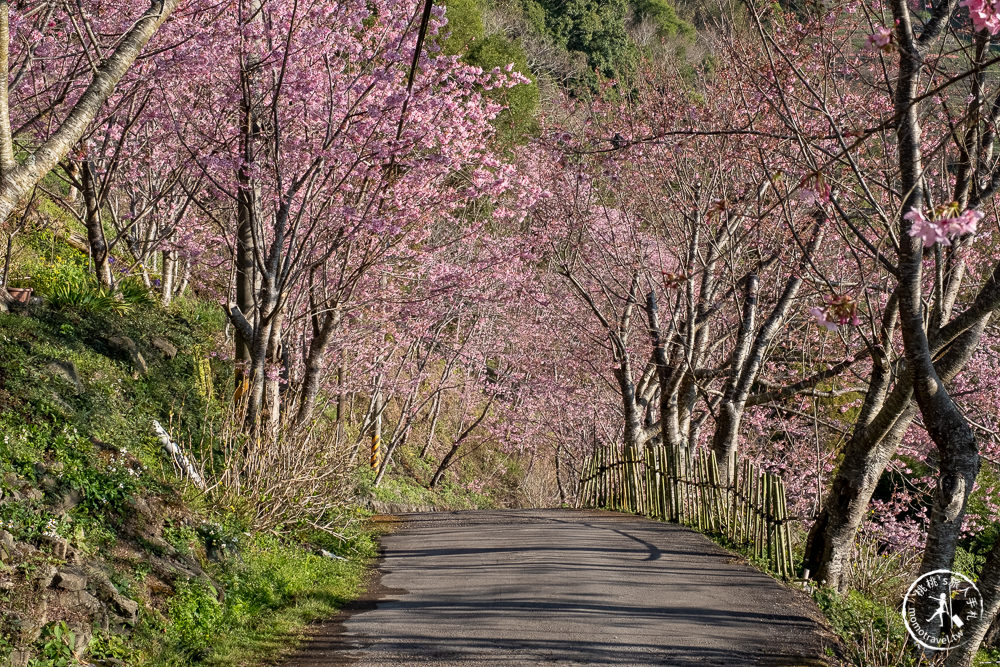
[284,509,841,666]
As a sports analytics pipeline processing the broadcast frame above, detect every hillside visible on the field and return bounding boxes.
[7,0,1000,666]
[0,228,382,665]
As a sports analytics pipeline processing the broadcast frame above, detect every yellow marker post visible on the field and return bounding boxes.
[370,433,381,470]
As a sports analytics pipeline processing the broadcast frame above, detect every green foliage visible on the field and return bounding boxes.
[0,633,13,663]
[0,418,145,518]
[166,580,223,657]
[86,631,135,664]
[522,0,547,33]
[28,257,141,315]
[163,518,200,556]
[466,35,540,143]
[811,587,915,666]
[955,524,1000,578]
[148,530,376,665]
[439,0,485,55]
[635,0,694,39]
[533,0,638,84]
[47,279,126,315]
[358,451,497,510]
[0,237,374,666]
[22,252,89,296]
[118,277,156,308]
[29,622,78,667]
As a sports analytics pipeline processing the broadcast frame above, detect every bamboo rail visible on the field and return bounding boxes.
[579,443,795,578]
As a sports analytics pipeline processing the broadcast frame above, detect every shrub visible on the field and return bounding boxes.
[635,0,694,39]
[811,587,916,666]
[29,621,78,667]
[466,35,540,144]
[166,580,222,657]
[440,0,485,56]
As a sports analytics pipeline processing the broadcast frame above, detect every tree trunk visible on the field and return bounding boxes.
[80,160,112,288]
[429,398,493,488]
[233,0,263,389]
[0,0,181,224]
[945,541,1000,666]
[420,391,442,458]
[802,404,915,589]
[161,249,175,306]
[295,309,338,424]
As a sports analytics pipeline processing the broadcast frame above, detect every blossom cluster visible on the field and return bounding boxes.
[864,25,893,51]
[961,0,1000,34]
[809,294,860,331]
[798,173,831,206]
[904,204,983,247]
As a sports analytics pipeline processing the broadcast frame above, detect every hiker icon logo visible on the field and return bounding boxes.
[902,569,983,651]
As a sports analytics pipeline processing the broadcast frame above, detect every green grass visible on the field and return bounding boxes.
[361,468,496,510]
[134,527,378,666]
[0,242,376,666]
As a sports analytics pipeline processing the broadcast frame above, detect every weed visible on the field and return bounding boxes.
[166,579,222,658]
[86,630,135,664]
[29,621,77,667]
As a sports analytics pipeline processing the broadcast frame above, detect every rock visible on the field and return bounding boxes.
[114,596,139,625]
[88,567,140,626]
[34,564,57,589]
[33,462,46,477]
[106,335,148,375]
[52,489,82,515]
[23,488,43,502]
[69,590,102,614]
[52,567,87,591]
[48,462,65,473]
[47,391,74,416]
[39,475,58,493]
[0,529,17,566]
[0,529,15,558]
[44,360,83,395]
[150,336,178,359]
[68,621,93,657]
[8,649,30,667]
[38,534,69,559]
[11,597,48,644]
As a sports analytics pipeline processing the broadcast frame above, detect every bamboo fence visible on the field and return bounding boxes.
[579,443,795,578]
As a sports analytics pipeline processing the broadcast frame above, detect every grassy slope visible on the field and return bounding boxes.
[0,230,377,665]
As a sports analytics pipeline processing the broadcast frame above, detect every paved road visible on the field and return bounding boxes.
[285,510,841,666]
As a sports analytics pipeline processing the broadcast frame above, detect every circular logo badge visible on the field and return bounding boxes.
[902,569,983,651]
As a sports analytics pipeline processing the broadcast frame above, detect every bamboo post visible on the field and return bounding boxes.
[677,446,684,525]
[660,446,669,520]
[779,479,793,577]
[755,467,764,560]
[709,452,724,534]
[730,457,740,542]
[672,445,681,522]
[701,452,712,532]
[764,473,777,569]
[597,447,608,507]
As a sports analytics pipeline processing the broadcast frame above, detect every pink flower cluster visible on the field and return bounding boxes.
[961,0,1000,34]
[798,173,830,206]
[864,25,893,51]
[904,205,983,247]
[810,294,860,331]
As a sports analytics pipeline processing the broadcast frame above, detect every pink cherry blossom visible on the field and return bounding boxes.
[864,25,893,51]
[961,0,1000,33]
[905,206,983,246]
